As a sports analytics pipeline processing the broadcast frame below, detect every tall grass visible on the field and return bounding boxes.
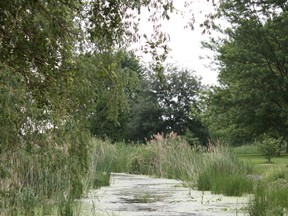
[0,147,74,216]
[90,137,199,182]
[127,137,201,182]
[1,137,96,216]
[89,138,288,213]
[0,136,258,215]
[248,166,288,216]
[232,145,259,154]
[91,136,253,197]
[197,146,253,196]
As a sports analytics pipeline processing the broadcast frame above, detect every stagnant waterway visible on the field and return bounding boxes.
[79,173,251,216]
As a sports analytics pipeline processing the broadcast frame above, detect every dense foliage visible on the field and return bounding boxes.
[204,0,288,146]
[2,0,288,214]
[88,60,208,144]
[150,66,208,144]
[0,0,176,214]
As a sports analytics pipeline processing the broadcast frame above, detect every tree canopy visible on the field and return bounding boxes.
[0,0,181,212]
[203,0,288,145]
[87,59,208,144]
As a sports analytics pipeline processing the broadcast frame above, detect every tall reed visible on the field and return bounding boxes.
[91,135,253,196]
[197,146,253,196]
[0,148,70,215]
[0,133,90,216]
[248,166,288,215]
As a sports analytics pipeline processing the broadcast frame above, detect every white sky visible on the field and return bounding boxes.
[131,0,220,85]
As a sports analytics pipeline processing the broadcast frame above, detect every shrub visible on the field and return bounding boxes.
[255,136,282,162]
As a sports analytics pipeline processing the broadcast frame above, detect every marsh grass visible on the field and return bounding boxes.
[212,175,253,196]
[91,172,111,189]
[0,148,75,216]
[91,137,198,181]
[126,137,202,183]
[239,156,288,215]
[197,147,253,196]
[92,137,252,197]
[0,138,108,216]
[248,181,288,216]
[4,137,285,215]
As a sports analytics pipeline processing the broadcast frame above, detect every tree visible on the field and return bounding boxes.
[0,0,179,212]
[127,90,164,142]
[85,52,164,143]
[151,65,208,145]
[256,135,282,163]
[83,50,141,141]
[0,0,176,147]
[204,1,288,146]
[87,63,209,145]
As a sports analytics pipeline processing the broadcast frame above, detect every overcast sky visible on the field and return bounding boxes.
[131,0,220,85]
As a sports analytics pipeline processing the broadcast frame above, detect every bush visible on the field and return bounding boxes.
[255,136,282,162]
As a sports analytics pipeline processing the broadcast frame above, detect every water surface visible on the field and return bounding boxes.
[80,173,250,216]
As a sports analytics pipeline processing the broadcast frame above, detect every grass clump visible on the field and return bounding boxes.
[212,175,253,196]
[91,172,111,189]
[236,148,288,214]
[197,147,253,196]
[248,182,288,216]
[128,145,159,175]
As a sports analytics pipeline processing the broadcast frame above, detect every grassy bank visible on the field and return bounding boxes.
[234,145,288,215]
[246,164,288,216]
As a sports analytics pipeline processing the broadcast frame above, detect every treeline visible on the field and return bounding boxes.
[88,1,288,149]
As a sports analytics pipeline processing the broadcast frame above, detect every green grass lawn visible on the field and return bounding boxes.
[232,145,288,174]
[236,152,288,175]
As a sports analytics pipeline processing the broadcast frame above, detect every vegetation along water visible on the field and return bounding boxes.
[1,0,288,215]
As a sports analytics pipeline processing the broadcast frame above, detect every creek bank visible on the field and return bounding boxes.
[80,173,251,216]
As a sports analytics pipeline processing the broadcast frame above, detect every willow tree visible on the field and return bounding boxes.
[0,0,178,213]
